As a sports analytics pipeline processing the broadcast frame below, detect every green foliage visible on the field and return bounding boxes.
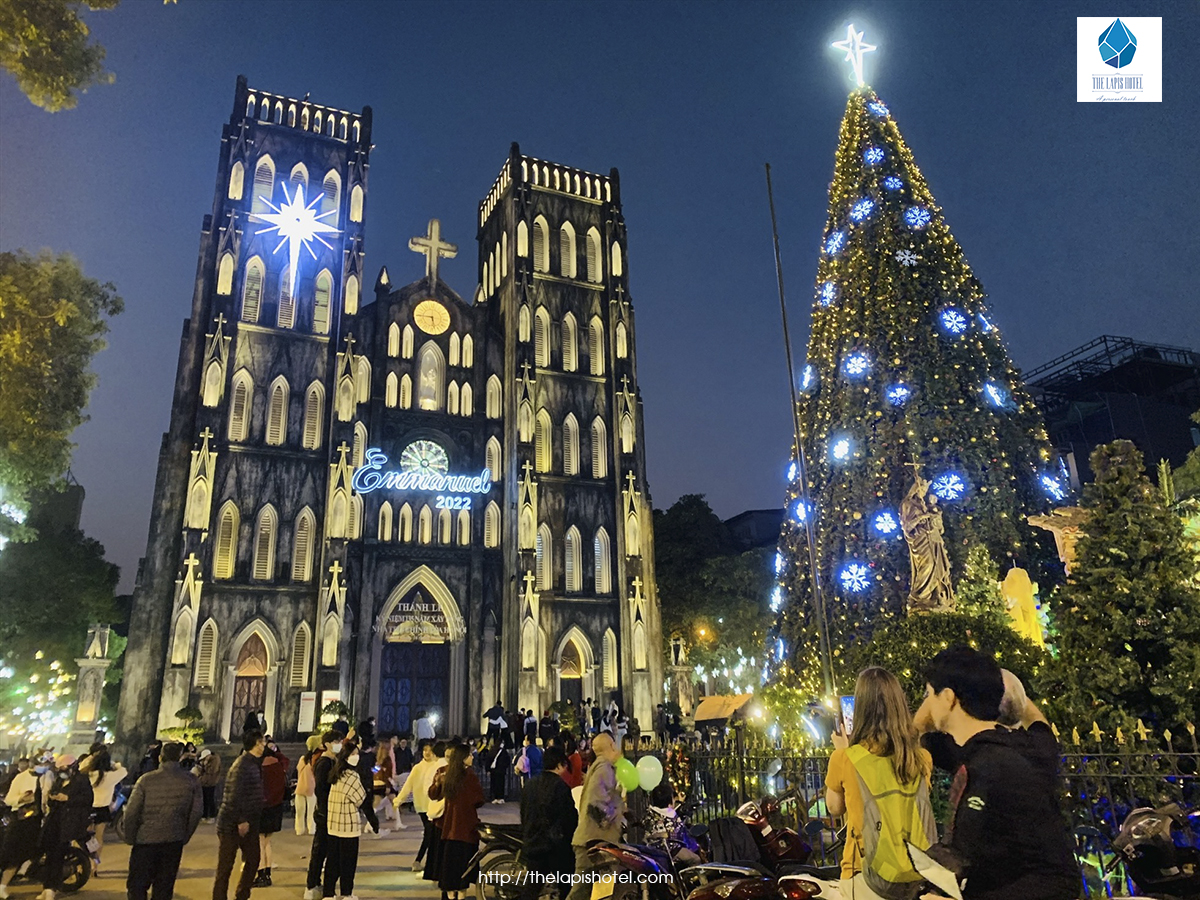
[321,700,350,720]
[0,251,122,509]
[955,544,1006,621]
[1172,409,1200,500]
[1048,441,1200,733]
[0,0,117,111]
[548,700,579,736]
[160,704,205,743]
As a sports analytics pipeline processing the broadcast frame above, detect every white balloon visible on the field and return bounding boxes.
[636,755,663,791]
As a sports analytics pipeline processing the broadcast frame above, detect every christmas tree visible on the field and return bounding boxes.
[772,80,1062,697]
[1049,440,1200,732]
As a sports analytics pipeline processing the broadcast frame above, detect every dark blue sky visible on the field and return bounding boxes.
[2,1,1197,592]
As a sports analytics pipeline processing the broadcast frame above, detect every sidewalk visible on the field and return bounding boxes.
[3,805,521,900]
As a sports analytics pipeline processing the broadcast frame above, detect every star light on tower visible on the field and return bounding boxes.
[831,24,876,87]
[251,184,340,298]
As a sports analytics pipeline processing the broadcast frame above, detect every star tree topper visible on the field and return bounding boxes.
[831,24,876,87]
[251,184,340,298]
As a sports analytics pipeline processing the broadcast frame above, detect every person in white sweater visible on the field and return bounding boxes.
[393,740,443,872]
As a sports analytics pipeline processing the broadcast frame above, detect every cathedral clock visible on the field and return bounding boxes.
[413,299,450,335]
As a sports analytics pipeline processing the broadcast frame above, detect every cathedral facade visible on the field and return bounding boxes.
[115,77,662,747]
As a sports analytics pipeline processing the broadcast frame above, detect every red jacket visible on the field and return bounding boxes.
[428,768,484,843]
[261,751,290,807]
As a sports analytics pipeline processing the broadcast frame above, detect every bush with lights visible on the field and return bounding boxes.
[771,87,1062,696]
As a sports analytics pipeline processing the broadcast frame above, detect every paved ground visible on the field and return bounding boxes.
[5,805,521,900]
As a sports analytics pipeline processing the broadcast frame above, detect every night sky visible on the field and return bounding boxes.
[2,1,1197,593]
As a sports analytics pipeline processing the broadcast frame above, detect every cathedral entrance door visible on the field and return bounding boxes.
[558,638,584,709]
[379,642,450,736]
[231,634,268,732]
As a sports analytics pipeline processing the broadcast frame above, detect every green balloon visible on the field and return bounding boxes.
[615,757,640,791]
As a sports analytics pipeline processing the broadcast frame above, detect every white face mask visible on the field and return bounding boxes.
[330,742,343,754]
[347,754,360,767]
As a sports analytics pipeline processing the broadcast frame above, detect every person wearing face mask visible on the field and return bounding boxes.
[324,741,368,900]
[0,758,44,899]
[303,731,344,900]
[212,731,266,900]
[39,754,94,900]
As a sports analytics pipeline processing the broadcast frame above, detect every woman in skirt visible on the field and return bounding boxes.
[79,744,127,871]
[426,743,484,900]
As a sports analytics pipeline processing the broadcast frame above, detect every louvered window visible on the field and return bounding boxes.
[313,271,331,334]
[534,309,549,366]
[251,157,274,214]
[594,528,611,593]
[229,376,251,442]
[292,512,313,582]
[253,507,277,581]
[321,171,340,217]
[533,218,548,272]
[589,318,605,375]
[565,528,581,591]
[563,416,579,476]
[562,315,577,372]
[242,259,263,323]
[586,228,601,283]
[195,621,218,687]
[290,625,310,687]
[536,527,550,590]
[560,223,576,278]
[592,418,608,478]
[484,502,500,548]
[214,504,238,579]
[266,381,288,446]
[302,386,322,450]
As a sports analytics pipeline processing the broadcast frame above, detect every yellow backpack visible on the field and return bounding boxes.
[846,745,937,900]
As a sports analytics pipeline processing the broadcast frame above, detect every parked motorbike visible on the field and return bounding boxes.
[0,808,92,894]
[471,821,528,900]
[734,789,812,874]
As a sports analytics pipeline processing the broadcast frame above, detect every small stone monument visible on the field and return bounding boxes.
[70,624,113,750]
[667,633,695,719]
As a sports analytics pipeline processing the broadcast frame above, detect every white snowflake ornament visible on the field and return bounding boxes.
[896,248,919,266]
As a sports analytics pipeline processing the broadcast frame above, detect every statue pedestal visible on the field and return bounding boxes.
[68,625,112,753]
[668,664,695,718]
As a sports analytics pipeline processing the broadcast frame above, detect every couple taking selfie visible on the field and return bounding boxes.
[823,645,1077,900]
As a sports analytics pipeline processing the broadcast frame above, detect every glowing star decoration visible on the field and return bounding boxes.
[251,183,340,298]
[872,511,899,536]
[793,500,810,522]
[904,206,932,229]
[868,100,889,117]
[819,282,839,305]
[863,146,885,165]
[801,364,817,390]
[840,562,871,593]
[843,352,871,377]
[984,381,1010,408]
[824,230,846,256]
[883,175,903,191]
[787,461,798,481]
[886,383,911,406]
[774,553,785,575]
[850,198,876,222]
[932,473,967,501]
[831,24,876,87]
[940,308,969,335]
[895,249,919,266]
[1040,474,1067,501]
[770,587,784,613]
[831,437,852,462]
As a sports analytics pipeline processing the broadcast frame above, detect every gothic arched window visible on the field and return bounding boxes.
[417,342,445,411]
[418,505,433,544]
[626,510,641,556]
[591,418,608,478]
[457,508,470,545]
[170,608,194,666]
[277,266,296,329]
[563,414,579,476]
[195,619,219,686]
[536,524,552,590]
[344,274,360,315]
[252,505,277,581]
[292,508,315,582]
[378,501,393,542]
[519,504,534,550]
[447,382,460,416]
[313,270,332,335]
[388,322,400,357]
[589,317,605,375]
[586,227,602,283]
[214,502,239,580]
[463,335,474,368]
[349,185,364,223]
[517,220,529,258]
[289,622,311,687]
[449,333,461,367]
[321,170,341,218]
[518,400,533,442]
[486,375,502,419]
[242,257,264,323]
[228,161,245,201]
[302,383,323,450]
[400,374,412,409]
[228,371,253,442]
[560,221,576,278]
[565,526,581,591]
[535,409,552,473]
[461,383,473,417]
[217,253,234,295]
[534,307,550,367]
[289,162,308,194]
[321,616,340,667]
[398,503,413,542]
[385,372,398,408]
[251,156,274,215]
[616,321,628,359]
[518,304,531,343]
[202,360,222,408]
[533,216,549,273]
[485,436,502,479]
[611,241,623,277]
[602,628,617,689]
[561,313,578,372]
[594,527,611,593]
[438,507,452,544]
[402,324,414,358]
[621,413,635,454]
[266,376,289,446]
[484,502,500,548]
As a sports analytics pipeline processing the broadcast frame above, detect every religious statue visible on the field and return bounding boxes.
[1027,507,1089,576]
[1001,567,1044,647]
[900,473,956,613]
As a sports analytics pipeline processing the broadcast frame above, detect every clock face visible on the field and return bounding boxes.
[413,299,451,335]
[399,440,449,476]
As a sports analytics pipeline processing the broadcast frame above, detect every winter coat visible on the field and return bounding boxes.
[42,772,93,844]
[196,753,223,788]
[571,758,622,846]
[327,767,367,839]
[261,751,289,807]
[215,752,263,834]
[122,762,203,845]
[428,768,484,843]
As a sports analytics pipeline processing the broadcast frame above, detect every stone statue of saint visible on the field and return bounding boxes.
[900,473,956,613]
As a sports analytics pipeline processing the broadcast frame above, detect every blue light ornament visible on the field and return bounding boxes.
[840,562,871,593]
[904,206,932,229]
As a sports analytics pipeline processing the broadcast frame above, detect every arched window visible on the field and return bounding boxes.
[518,305,531,343]
[536,524,552,589]
[289,162,308,194]
[300,107,309,130]
[352,422,367,469]
[594,528,611,593]
[302,383,323,450]
[402,324,414,358]
[486,375,502,419]
[266,376,289,446]
[485,436,502,479]
[561,313,578,372]
[313,270,332,334]
[484,502,500,548]
[228,371,252,442]
[535,409,552,472]
[313,110,323,132]
[378,501,393,541]
[418,505,433,544]
[457,508,470,545]
[519,503,534,549]
[246,95,256,118]
[287,104,297,127]
[518,400,533,442]
[352,120,361,142]
[398,503,412,542]
[195,619,219,687]
[449,333,461,367]
[602,628,617,689]
[329,488,348,538]
[517,220,529,257]
[292,508,315,582]
[321,616,340,667]
[321,170,341,217]
[228,161,245,201]
[349,184,364,222]
[274,100,283,124]
[214,502,239,579]
[521,619,537,670]
[400,374,412,409]
[217,253,234,295]
[462,334,474,367]
[251,156,274,214]
[447,381,460,416]
[387,322,400,357]
[482,261,490,298]
[621,413,635,454]
[354,357,371,403]
[326,115,335,137]
[625,510,641,556]
[634,621,648,670]
[348,493,363,539]
[339,116,348,139]
[534,307,550,367]
[501,233,508,277]
[586,227,602,282]
[170,608,194,666]
[611,241,623,277]
[385,372,398,407]
[186,476,209,529]
[559,222,576,278]
[591,418,608,478]
[202,360,223,408]
[532,216,549,273]
[336,375,354,421]
[277,266,295,329]
[417,342,445,411]
[461,383,473,416]
[563,414,579,476]
[616,321,628,359]
[290,623,311,687]
[589,317,605,375]
[242,256,264,322]
[344,274,359,315]
[565,526,581,591]
[253,505,277,581]
[438,507,452,544]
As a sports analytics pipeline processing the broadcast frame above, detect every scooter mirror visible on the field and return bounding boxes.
[766,757,783,777]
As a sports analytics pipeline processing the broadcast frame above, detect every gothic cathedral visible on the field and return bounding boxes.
[115,77,663,746]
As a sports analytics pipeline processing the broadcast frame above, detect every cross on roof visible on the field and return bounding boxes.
[521,460,534,480]
[336,442,351,462]
[212,313,227,331]
[343,333,356,354]
[523,570,537,594]
[613,284,626,302]
[198,427,213,442]
[184,553,201,577]
[631,575,644,598]
[329,560,343,579]
[620,375,633,394]
[409,219,458,283]
[625,471,637,492]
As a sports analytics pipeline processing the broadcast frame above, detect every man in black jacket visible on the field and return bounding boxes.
[303,730,343,900]
[124,742,203,900]
[915,647,1077,900]
[212,731,265,900]
[519,747,578,900]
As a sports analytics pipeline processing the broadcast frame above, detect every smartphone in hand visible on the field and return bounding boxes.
[839,695,856,737]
